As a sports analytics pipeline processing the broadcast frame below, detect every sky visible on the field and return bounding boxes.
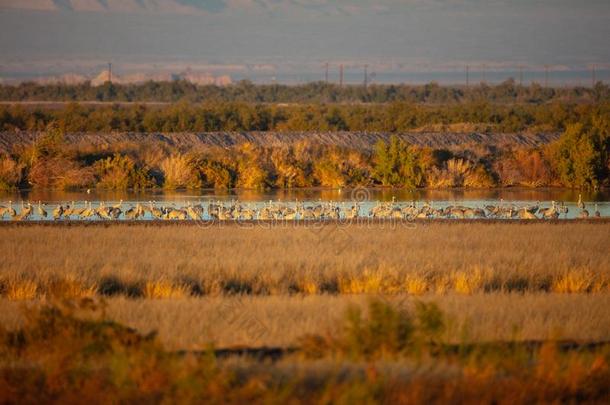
[0,0,609,79]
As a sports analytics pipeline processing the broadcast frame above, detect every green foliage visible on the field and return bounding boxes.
[1,81,608,104]
[373,136,426,187]
[300,299,448,360]
[550,121,609,189]
[1,100,608,134]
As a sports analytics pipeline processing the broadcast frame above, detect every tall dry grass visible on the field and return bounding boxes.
[1,298,609,404]
[1,293,609,349]
[0,222,608,298]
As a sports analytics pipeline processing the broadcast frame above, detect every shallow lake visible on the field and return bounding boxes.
[1,188,609,220]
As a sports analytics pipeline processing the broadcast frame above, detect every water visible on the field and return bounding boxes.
[1,188,609,221]
[234,69,610,87]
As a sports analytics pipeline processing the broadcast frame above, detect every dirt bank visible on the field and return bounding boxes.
[0,131,559,154]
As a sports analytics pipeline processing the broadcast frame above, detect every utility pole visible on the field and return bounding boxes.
[519,66,523,86]
[108,62,112,83]
[544,65,549,87]
[466,65,469,87]
[339,64,344,88]
[325,62,329,83]
[364,64,368,88]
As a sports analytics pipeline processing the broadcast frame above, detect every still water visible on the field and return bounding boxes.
[1,188,609,220]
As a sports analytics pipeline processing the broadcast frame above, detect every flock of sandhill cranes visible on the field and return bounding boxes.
[0,194,602,221]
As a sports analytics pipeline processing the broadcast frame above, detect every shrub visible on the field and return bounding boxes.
[94,154,155,189]
[28,156,94,189]
[300,299,446,360]
[0,154,23,190]
[428,158,494,188]
[548,122,608,189]
[373,136,426,188]
[160,154,201,189]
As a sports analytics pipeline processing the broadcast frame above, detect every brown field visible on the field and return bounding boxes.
[1,221,609,298]
[1,221,610,403]
[3,293,609,349]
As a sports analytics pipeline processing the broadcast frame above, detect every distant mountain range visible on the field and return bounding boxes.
[0,0,205,14]
[0,69,232,86]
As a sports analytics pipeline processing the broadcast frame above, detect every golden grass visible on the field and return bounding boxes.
[3,293,609,350]
[143,280,190,299]
[0,222,608,298]
[453,269,485,295]
[2,299,610,404]
[405,275,428,295]
[4,279,38,300]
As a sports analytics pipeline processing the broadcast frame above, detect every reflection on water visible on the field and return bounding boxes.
[1,188,609,221]
[2,187,610,204]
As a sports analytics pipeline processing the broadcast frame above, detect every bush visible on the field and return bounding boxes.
[28,156,94,189]
[160,154,201,189]
[549,122,607,189]
[373,136,426,188]
[300,299,446,360]
[0,154,23,190]
[94,154,155,189]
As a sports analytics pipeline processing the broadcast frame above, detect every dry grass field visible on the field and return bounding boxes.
[1,221,609,403]
[3,294,608,349]
[1,222,609,298]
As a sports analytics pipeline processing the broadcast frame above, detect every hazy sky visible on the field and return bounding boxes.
[1,0,609,74]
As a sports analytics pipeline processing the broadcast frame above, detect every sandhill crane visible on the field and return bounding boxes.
[52,204,64,220]
[0,201,14,218]
[173,208,188,220]
[577,194,585,210]
[109,205,122,220]
[37,201,47,218]
[96,202,112,220]
[72,202,86,217]
[63,201,76,218]
[14,202,32,221]
[540,201,559,219]
[149,201,163,219]
[345,203,360,220]
[594,204,601,218]
[124,203,140,220]
[186,203,200,221]
[80,201,94,219]
[518,208,537,220]
[6,201,17,218]
[578,208,590,219]
[523,202,540,214]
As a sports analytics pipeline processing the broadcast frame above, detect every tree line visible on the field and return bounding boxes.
[1,80,609,104]
[1,101,609,134]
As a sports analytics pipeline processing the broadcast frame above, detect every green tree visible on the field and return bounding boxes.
[372,136,425,188]
[550,123,606,188]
